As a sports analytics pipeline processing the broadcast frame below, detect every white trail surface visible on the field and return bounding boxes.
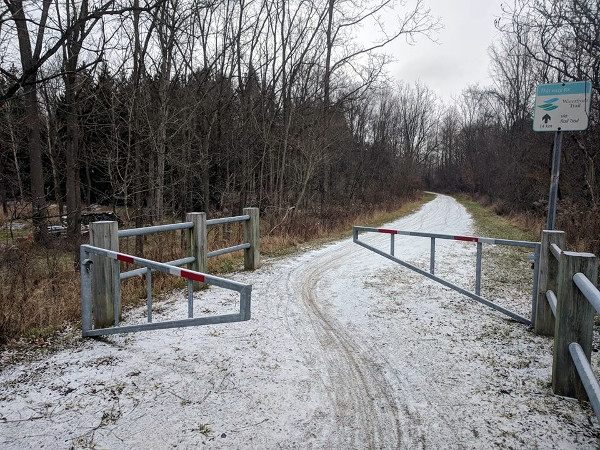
[1,194,599,448]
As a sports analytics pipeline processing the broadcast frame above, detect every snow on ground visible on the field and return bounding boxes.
[1,194,599,449]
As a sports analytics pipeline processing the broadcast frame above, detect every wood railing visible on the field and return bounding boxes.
[535,230,600,419]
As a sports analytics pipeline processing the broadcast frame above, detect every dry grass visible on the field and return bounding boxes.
[0,192,430,342]
[0,241,80,340]
[457,193,600,256]
[554,199,600,255]
[454,194,541,242]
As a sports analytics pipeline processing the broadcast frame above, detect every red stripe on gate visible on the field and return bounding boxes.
[117,254,134,263]
[454,236,478,242]
[181,270,205,283]
[378,229,397,234]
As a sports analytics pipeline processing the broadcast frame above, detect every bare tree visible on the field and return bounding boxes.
[500,0,600,205]
[489,32,539,130]
[500,0,599,110]
[323,0,440,109]
[3,0,52,238]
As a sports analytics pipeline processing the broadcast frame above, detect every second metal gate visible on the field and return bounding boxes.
[353,226,541,325]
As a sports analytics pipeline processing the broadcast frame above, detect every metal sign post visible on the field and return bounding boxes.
[546,131,562,230]
[533,81,592,230]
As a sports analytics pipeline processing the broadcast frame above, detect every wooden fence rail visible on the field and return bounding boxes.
[535,230,599,417]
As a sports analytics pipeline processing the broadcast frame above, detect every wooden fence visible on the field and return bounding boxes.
[89,208,259,329]
[535,230,600,419]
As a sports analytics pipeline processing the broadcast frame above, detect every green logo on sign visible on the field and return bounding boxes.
[538,97,559,111]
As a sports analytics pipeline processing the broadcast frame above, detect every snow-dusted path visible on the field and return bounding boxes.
[1,194,599,448]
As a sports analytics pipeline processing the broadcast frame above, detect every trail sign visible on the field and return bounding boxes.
[533,81,591,132]
[532,80,593,229]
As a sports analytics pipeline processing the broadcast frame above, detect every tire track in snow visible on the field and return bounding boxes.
[292,247,404,448]
[280,194,472,448]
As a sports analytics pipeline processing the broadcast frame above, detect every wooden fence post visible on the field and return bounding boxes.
[243,207,260,270]
[187,212,207,289]
[90,221,119,328]
[552,250,598,399]
[535,230,566,336]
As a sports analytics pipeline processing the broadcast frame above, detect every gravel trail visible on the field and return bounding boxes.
[1,194,598,449]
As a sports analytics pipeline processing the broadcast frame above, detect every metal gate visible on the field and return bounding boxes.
[80,211,257,337]
[353,226,541,325]
[80,245,251,337]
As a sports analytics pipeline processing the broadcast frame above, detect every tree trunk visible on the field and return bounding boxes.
[44,109,64,217]
[24,86,49,240]
[65,72,82,243]
[323,0,335,110]
[6,0,50,239]
[7,109,24,201]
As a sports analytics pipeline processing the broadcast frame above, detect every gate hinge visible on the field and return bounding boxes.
[82,258,93,272]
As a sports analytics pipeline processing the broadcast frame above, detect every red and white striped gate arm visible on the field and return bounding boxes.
[79,243,252,337]
[375,228,499,245]
[352,225,541,326]
[82,244,250,292]
[114,252,205,283]
[109,250,206,282]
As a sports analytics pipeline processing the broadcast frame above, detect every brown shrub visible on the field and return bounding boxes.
[0,241,80,342]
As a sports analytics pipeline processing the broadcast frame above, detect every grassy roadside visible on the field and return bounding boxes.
[454,194,540,314]
[454,195,540,242]
[259,191,436,259]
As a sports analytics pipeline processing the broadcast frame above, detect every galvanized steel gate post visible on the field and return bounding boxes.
[546,131,563,230]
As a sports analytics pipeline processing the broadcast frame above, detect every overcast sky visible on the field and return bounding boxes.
[387,0,503,104]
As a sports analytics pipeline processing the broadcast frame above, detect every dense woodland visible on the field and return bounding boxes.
[0,0,599,250]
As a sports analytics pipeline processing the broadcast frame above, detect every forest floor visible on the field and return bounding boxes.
[1,193,599,448]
